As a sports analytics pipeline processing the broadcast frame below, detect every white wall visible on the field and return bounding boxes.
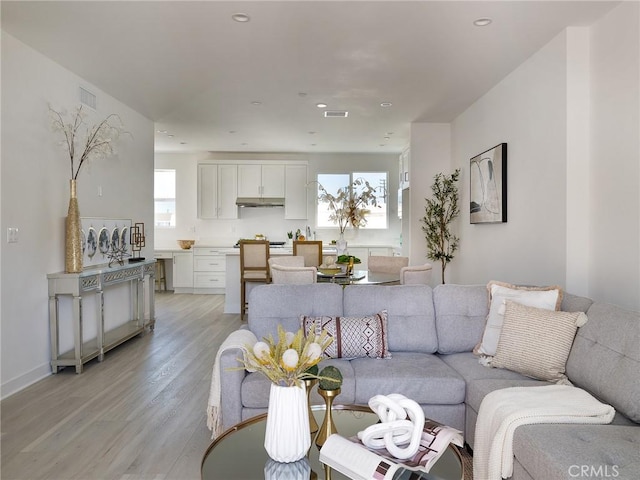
[413,2,639,312]
[1,32,155,397]
[154,152,402,249]
[451,30,569,287]
[588,2,640,311]
[407,123,451,284]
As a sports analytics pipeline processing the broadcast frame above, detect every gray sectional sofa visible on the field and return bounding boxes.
[218,283,640,480]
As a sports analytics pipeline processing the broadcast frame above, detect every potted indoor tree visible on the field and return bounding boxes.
[420,169,461,284]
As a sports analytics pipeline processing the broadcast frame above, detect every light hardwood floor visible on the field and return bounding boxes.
[1,293,242,480]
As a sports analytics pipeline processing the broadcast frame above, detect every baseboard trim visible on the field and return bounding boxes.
[1,363,51,400]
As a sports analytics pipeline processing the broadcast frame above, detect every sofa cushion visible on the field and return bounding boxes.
[474,281,563,357]
[566,302,640,423]
[438,352,536,384]
[241,358,356,408]
[343,285,437,353]
[350,352,465,405]
[248,283,344,341]
[512,424,640,480]
[433,284,488,353]
[491,301,588,383]
[301,310,391,359]
[465,378,550,413]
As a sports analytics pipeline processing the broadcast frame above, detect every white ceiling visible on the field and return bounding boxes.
[1,1,619,154]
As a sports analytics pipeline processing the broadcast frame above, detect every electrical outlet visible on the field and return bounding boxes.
[7,227,19,243]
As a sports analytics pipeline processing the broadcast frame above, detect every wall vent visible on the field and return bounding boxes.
[324,110,348,118]
[79,86,97,110]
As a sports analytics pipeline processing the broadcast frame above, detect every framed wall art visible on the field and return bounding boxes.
[470,143,507,224]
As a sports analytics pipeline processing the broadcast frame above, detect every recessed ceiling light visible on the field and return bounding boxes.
[229,130,236,134]
[473,18,492,27]
[156,129,167,134]
[241,142,248,146]
[384,136,391,140]
[316,103,328,108]
[380,102,392,107]
[308,131,316,135]
[387,132,394,135]
[251,101,262,106]
[180,142,187,145]
[167,134,174,138]
[298,92,307,97]
[232,13,250,23]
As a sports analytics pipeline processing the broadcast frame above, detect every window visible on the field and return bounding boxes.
[316,171,388,230]
[154,169,176,227]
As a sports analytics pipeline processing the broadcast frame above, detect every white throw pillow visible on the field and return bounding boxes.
[474,281,563,358]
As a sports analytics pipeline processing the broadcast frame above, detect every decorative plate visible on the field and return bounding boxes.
[87,227,97,259]
[98,227,110,254]
[111,227,120,250]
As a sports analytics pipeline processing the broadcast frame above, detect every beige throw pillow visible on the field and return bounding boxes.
[491,300,588,383]
[301,310,391,359]
[474,281,563,357]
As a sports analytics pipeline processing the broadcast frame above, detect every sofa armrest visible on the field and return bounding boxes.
[219,347,248,431]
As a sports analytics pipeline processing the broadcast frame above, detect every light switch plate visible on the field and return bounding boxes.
[7,227,19,243]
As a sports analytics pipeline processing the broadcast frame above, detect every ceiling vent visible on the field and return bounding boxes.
[79,86,97,110]
[324,110,348,118]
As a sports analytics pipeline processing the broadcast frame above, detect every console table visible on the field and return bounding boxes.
[47,259,156,373]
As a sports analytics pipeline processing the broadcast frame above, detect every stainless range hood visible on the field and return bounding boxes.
[235,197,285,208]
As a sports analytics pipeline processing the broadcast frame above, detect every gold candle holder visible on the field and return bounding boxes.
[304,378,319,434]
[315,387,340,448]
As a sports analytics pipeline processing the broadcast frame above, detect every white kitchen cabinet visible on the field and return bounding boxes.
[198,164,238,219]
[399,147,410,190]
[193,247,226,293]
[237,164,285,198]
[284,164,308,219]
[172,251,194,290]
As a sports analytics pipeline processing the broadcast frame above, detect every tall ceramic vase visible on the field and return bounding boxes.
[65,179,83,273]
[264,384,311,463]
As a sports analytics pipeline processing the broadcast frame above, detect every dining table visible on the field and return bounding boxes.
[316,269,400,285]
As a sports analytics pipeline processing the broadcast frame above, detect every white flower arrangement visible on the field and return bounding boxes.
[49,104,128,180]
[242,325,333,387]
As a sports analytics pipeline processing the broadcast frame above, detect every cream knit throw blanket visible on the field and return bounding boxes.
[473,385,615,480]
[206,329,257,439]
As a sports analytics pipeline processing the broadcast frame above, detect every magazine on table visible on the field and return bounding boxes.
[319,419,463,480]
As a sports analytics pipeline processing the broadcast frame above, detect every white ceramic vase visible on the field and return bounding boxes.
[264,457,311,480]
[264,384,311,463]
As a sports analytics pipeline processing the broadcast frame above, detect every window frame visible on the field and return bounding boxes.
[315,171,389,231]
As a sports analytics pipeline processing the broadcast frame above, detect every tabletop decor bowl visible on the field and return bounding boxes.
[318,267,342,275]
[177,239,195,250]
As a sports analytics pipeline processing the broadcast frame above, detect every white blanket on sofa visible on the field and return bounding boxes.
[206,329,257,439]
[473,385,615,480]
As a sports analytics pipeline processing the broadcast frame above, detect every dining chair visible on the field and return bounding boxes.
[270,264,317,284]
[239,240,270,320]
[367,255,409,275]
[400,263,433,285]
[293,240,323,267]
[268,255,305,269]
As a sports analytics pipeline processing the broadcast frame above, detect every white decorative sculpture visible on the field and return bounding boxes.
[357,393,425,460]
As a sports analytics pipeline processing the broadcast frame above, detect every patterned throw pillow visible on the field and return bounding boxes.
[474,281,563,358]
[301,310,391,359]
[491,300,588,383]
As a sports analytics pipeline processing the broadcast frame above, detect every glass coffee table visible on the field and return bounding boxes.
[202,405,464,480]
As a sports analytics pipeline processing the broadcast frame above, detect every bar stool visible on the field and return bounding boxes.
[155,259,167,291]
[240,240,270,320]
